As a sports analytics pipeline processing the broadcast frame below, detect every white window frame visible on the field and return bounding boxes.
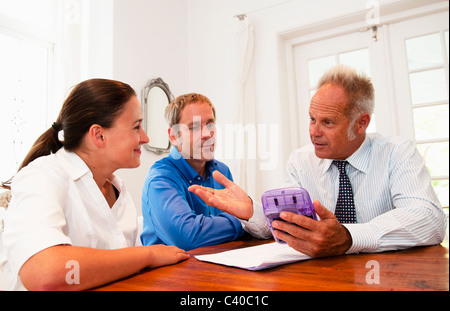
[388,11,449,206]
[281,0,449,151]
[388,11,449,142]
[279,0,449,206]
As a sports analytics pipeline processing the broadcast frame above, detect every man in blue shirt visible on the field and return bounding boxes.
[140,93,245,250]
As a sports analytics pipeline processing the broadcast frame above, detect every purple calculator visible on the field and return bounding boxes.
[261,187,317,243]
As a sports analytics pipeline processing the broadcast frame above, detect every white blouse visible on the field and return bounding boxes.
[0,148,137,290]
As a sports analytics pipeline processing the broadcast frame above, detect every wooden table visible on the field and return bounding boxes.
[94,238,449,292]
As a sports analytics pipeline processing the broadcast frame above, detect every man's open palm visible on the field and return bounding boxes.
[188,171,253,220]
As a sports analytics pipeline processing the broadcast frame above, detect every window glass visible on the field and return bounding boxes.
[406,33,443,70]
[417,142,449,177]
[409,69,447,105]
[413,105,449,141]
[432,179,449,207]
[308,55,335,88]
[445,30,449,62]
[366,114,376,134]
[405,30,449,205]
[0,33,49,180]
[338,48,371,76]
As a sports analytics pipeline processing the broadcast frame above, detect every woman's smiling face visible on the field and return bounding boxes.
[103,95,149,169]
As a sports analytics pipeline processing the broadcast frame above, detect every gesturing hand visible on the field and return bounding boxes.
[188,170,253,220]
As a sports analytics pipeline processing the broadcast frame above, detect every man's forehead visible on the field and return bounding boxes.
[310,84,348,113]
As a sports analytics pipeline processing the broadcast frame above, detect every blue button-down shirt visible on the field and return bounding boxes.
[140,147,244,250]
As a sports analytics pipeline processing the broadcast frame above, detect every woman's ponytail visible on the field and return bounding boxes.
[18,123,64,170]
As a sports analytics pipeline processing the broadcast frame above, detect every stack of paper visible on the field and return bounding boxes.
[194,242,311,271]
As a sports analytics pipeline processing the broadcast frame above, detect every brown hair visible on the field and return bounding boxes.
[165,93,215,127]
[19,78,136,170]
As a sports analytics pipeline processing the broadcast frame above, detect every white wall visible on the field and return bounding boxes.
[112,0,189,214]
[82,0,114,79]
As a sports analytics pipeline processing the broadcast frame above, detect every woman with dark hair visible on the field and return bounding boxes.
[0,79,189,290]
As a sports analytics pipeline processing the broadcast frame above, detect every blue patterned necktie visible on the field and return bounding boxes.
[333,160,357,223]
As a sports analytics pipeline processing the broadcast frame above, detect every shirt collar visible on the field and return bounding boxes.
[346,135,371,174]
[55,148,92,181]
[321,135,371,175]
[168,146,218,182]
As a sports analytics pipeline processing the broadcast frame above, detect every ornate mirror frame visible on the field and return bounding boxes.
[141,77,173,154]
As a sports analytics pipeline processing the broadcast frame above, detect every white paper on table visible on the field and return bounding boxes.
[194,242,311,271]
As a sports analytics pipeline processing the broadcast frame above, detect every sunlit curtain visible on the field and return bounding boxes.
[233,16,259,200]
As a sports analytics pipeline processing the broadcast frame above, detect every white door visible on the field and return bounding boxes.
[389,11,449,207]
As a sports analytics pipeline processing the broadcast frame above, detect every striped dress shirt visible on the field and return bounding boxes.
[284,133,446,254]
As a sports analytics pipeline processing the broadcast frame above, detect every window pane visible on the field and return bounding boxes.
[409,69,447,105]
[445,30,449,63]
[0,34,20,181]
[406,33,443,71]
[338,48,371,76]
[367,114,376,133]
[417,141,449,176]
[413,105,449,141]
[308,56,336,88]
[432,179,449,207]
[0,33,48,181]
